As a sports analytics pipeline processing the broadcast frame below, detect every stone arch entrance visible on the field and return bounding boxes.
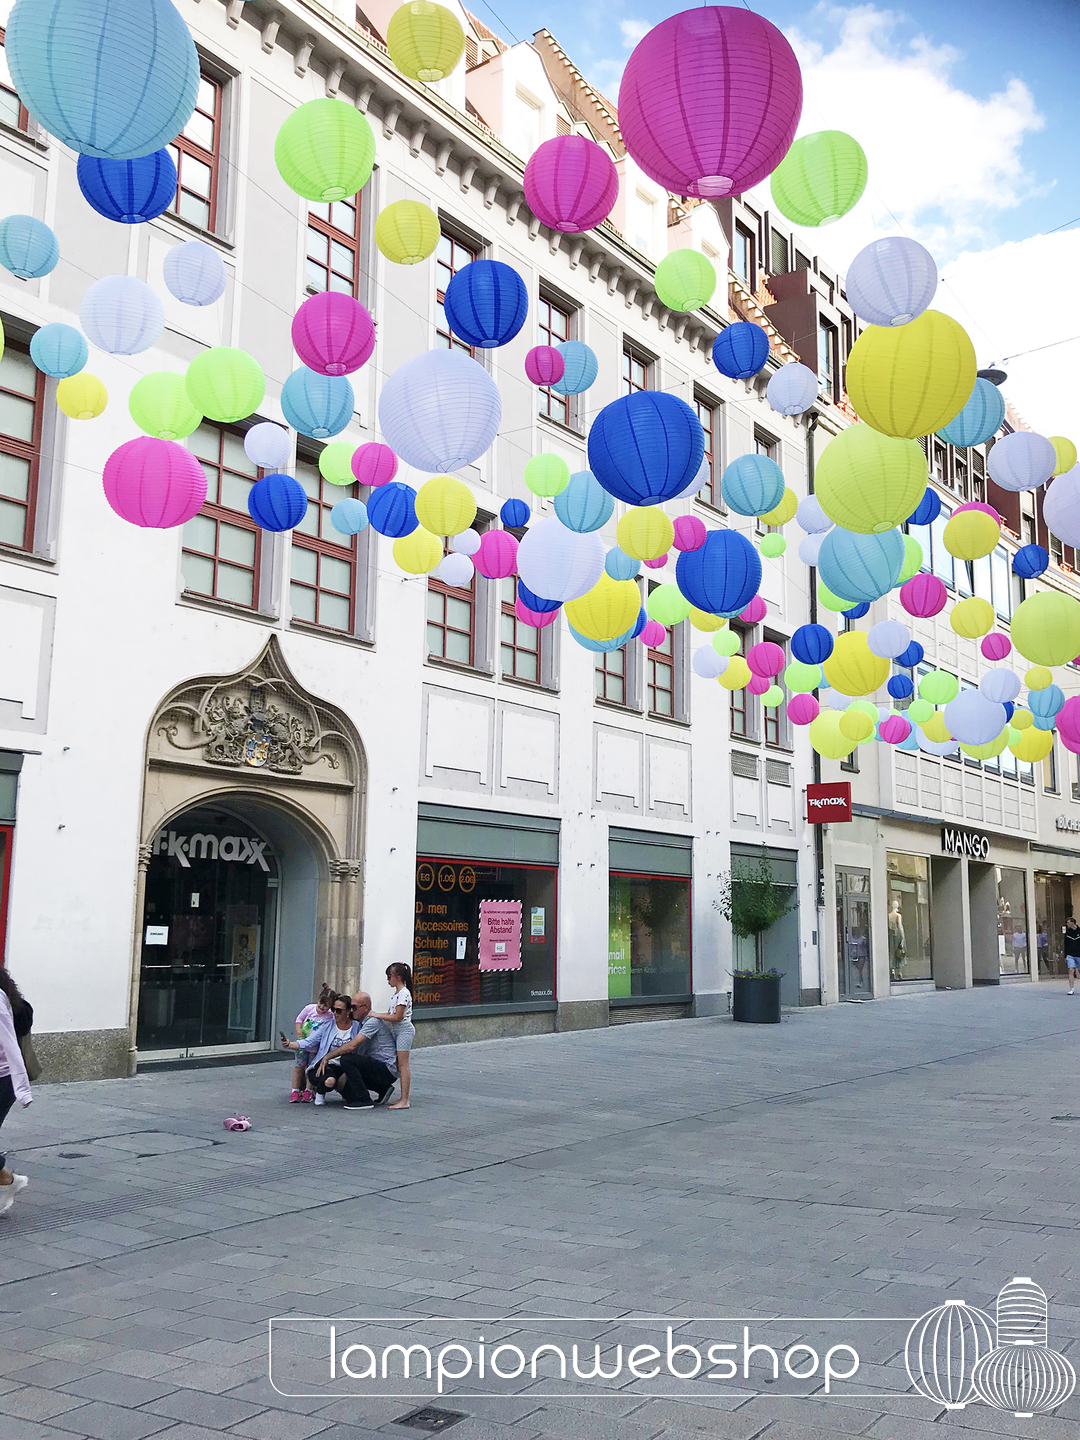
[129,637,366,1071]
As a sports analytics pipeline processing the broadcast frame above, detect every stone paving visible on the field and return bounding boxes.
[4,985,1080,1438]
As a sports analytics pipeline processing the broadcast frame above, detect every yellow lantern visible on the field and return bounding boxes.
[1010,727,1054,763]
[565,573,640,642]
[949,596,994,638]
[386,1,465,82]
[809,709,857,759]
[689,607,725,632]
[815,424,927,534]
[1010,590,1080,666]
[822,630,890,696]
[718,656,751,690]
[1050,436,1077,476]
[846,310,977,439]
[943,510,999,561]
[415,475,477,536]
[1011,707,1033,731]
[57,373,107,419]
[961,732,1009,761]
[393,527,443,574]
[759,486,797,526]
[839,708,874,742]
[922,711,952,743]
[1026,666,1053,691]
[617,506,674,560]
[374,200,440,265]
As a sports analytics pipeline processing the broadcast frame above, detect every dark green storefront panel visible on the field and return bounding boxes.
[609,826,692,877]
[417,803,559,865]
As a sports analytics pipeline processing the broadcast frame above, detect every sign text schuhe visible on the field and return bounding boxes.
[806,782,851,823]
[941,826,990,859]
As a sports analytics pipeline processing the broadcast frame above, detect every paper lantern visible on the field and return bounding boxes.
[770,130,867,226]
[245,423,291,471]
[712,322,770,380]
[955,500,1000,522]
[921,711,952,743]
[938,377,1005,448]
[907,699,933,724]
[473,530,518,579]
[6,0,199,160]
[444,260,528,349]
[867,620,910,659]
[351,443,398,489]
[394,527,444,574]
[844,603,871,622]
[281,368,354,440]
[387,1,464,81]
[518,580,560,614]
[816,580,851,611]
[1013,544,1048,580]
[517,518,605,603]
[768,363,818,417]
[415,476,476,536]
[950,597,994,638]
[647,585,691,627]
[317,442,356,487]
[525,347,565,386]
[80,276,164,355]
[655,249,716,312]
[589,392,704,505]
[367,482,418,538]
[1012,708,1033,731]
[1026,665,1053,691]
[784,661,820,693]
[760,535,786,559]
[554,471,613,533]
[980,669,1021,704]
[792,624,833,665]
[673,516,707,553]
[845,236,938,327]
[887,675,913,700]
[823,632,889,697]
[103,436,205,528]
[809,709,857,759]
[721,453,785,517]
[897,641,924,669]
[292,292,375,377]
[57,373,106,419]
[1011,590,1080,666]
[944,510,999,560]
[451,528,482,556]
[839,708,875,742]
[618,7,802,199]
[516,597,559,629]
[747,641,785,678]
[943,690,1006,747]
[374,200,440,265]
[379,350,500,473]
[163,240,227,307]
[689,606,724,631]
[0,215,59,280]
[525,454,571,498]
[899,535,923,583]
[185,348,265,428]
[1057,696,1080,751]
[248,473,307,532]
[919,670,959,704]
[1051,436,1078,476]
[815,425,926,534]
[331,498,368,536]
[77,149,176,223]
[1041,466,1080,546]
[567,574,641,641]
[435,552,474,588]
[523,134,618,232]
[713,628,742,657]
[30,324,87,380]
[982,632,1011,661]
[741,597,767,623]
[718,656,752,691]
[1011,727,1054,763]
[500,498,530,528]
[797,495,832,533]
[960,733,1008,761]
[693,645,728,679]
[907,489,942,528]
[747,673,772,698]
[847,311,975,440]
[1029,684,1064,726]
[879,715,911,744]
[551,341,599,396]
[676,529,761,617]
[900,573,947,618]
[129,372,202,441]
[987,431,1057,492]
[617,507,674,561]
[818,527,904,604]
[275,99,376,202]
[570,618,638,654]
[643,555,668,571]
[789,694,820,726]
[605,548,640,581]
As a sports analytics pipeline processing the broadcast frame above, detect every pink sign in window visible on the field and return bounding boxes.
[478,899,522,971]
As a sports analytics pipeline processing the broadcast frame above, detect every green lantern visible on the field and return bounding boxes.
[319,441,356,486]
[919,670,959,705]
[275,99,376,203]
[770,130,868,227]
[129,371,202,441]
[760,533,786,558]
[525,453,570,497]
[712,628,741,657]
[784,660,820,693]
[653,248,716,312]
[817,579,854,612]
[387,2,465,83]
[907,698,934,725]
[761,685,784,708]
[646,583,691,626]
[185,348,265,425]
[898,534,923,584]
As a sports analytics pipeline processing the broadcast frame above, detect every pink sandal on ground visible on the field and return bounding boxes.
[223,1116,251,1131]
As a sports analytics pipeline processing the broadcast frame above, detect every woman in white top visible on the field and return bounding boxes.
[0,966,32,1215]
[373,963,414,1110]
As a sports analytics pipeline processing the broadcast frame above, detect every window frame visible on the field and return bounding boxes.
[621,344,652,396]
[307,196,364,299]
[427,541,478,669]
[537,293,572,428]
[818,319,838,402]
[646,626,675,719]
[0,341,46,557]
[289,453,362,636]
[695,392,724,511]
[595,646,628,708]
[169,71,224,234]
[436,230,478,354]
[500,577,543,685]
[0,29,30,134]
[734,224,755,288]
[181,424,265,613]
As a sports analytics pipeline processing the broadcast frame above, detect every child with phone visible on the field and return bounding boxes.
[280,984,334,1102]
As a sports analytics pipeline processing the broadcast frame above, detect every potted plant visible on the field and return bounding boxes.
[718,850,794,1024]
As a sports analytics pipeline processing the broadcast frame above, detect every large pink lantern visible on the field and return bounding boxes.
[351,442,398,488]
[292,291,375,377]
[516,597,559,629]
[672,514,706,552]
[103,436,206,528]
[618,8,803,199]
[981,631,1011,661]
[525,346,565,386]
[474,529,518,579]
[640,620,667,647]
[523,134,619,234]
[740,595,767,624]
[900,573,947,618]
[788,694,819,726]
[1057,696,1080,753]
[747,640,785,677]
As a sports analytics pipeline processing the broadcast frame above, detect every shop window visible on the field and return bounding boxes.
[169,73,224,232]
[695,393,723,509]
[436,232,477,353]
[182,425,263,609]
[997,866,1030,974]
[734,224,754,286]
[595,646,627,706]
[290,456,360,633]
[0,30,29,132]
[500,577,540,683]
[886,853,932,982]
[0,344,46,554]
[622,345,651,395]
[608,873,691,999]
[307,197,363,297]
[537,295,571,426]
[427,557,476,666]
[769,229,788,276]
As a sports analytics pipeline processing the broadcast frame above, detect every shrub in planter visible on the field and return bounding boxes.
[719,850,793,1023]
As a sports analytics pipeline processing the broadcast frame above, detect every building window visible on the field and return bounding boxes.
[622,346,651,395]
[0,30,29,132]
[729,625,748,735]
[182,425,262,608]
[307,198,362,296]
[428,555,475,665]
[632,189,657,257]
[436,233,477,352]
[290,457,358,632]
[0,345,45,553]
[769,229,788,275]
[595,647,626,705]
[734,224,754,286]
[501,578,540,682]
[954,458,968,499]
[1051,531,1064,567]
[1044,744,1058,794]
[647,625,674,717]
[763,635,787,747]
[537,296,570,426]
[818,320,838,400]
[169,73,223,232]
[695,394,722,508]
[887,853,932,982]
[755,431,776,461]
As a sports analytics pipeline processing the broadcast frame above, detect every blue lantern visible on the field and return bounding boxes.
[331,498,368,535]
[588,392,704,505]
[712,322,769,380]
[281,367,354,440]
[248,473,307,532]
[631,607,647,639]
[554,471,614,533]
[818,527,905,604]
[6,0,199,161]
[605,547,641,581]
[569,621,637,653]
[675,529,761,617]
[907,488,942,527]
[897,640,925,669]
[1013,544,1048,579]
[1002,701,1015,724]
[937,378,1005,448]
[367,481,418,538]
[791,623,833,665]
[720,453,785,517]
[887,674,914,700]
[896,725,920,751]
[500,498,531,528]
[518,579,561,613]
[0,215,59,279]
[30,323,88,379]
[843,602,870,619]
[1029,684,1064,723]
[77,149,176,223]
[443,259,528,349]
[552,340,598,395]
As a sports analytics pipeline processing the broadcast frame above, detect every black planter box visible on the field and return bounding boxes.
[732,972,781,1024]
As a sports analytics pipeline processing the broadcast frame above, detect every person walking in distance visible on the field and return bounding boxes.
[373,963,415,1110]
[1065,916,1080,995]
[0,967,32,1215]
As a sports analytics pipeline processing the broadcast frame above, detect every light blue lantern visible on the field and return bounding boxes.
[605,547,640,581]
[1029,684,1064,728]
[331,498,368,536]
[0,215,59,279]
[30,324,88,379]
[163,240,227,307]
[554,471,614,533]
[569,620,638,653]
[80,275,164,355]
[938,377,1005,448]
[281,367,354,440]
[6,0,199,160]
[720,453,785,517]
[817,526,904,604]
[552,341,598,395]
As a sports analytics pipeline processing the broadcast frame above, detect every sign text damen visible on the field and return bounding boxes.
[941,826,990,859]
[154,830,271,871]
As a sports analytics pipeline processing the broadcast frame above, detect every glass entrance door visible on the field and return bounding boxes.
[837,868,872,997]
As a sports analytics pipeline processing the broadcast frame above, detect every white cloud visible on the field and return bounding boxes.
[619,19,650,48]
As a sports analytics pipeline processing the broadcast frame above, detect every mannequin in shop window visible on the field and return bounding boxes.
[888,896,906,981]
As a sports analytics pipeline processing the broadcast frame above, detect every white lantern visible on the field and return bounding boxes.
[378,349,501,474]
[987,431,1057,492]
[919,733,959,758]
[1041,466,1080,546]
[670,455,711,501]
[767,362,818,416]
[516,517,605,603]
[163,240,227,307]
[798,532,826,567]
[450,528,482,556]
[80,275,164,355]
[692,645,728,678]
[943,690,1006,747]
[436,553,475,588]
[244,422,292,470]
[980,669,1020,704]
[867,619,910,659]
[846,236,938,327]
[797,494,832,533]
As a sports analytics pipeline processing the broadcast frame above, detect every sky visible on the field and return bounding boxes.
[468,0,1080,439]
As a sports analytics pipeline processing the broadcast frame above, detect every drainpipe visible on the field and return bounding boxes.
[807,410,825,1004]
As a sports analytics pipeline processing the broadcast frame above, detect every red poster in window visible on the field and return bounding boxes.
[806,782,852,823]
[477,899,522,971]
